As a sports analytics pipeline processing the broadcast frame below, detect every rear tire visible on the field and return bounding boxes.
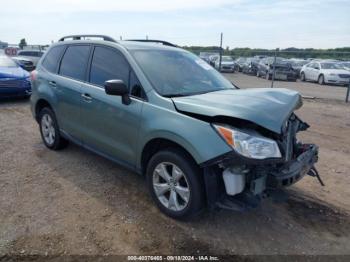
[38,107,68,150]
[146,148,205,220]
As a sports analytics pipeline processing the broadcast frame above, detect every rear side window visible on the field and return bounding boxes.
[59,45,90,81]
[42,46,65,73]
[89,46,129,87]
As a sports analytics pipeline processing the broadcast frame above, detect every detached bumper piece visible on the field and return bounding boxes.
[267,144,319,187]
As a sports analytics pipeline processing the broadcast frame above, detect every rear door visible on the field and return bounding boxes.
[55,45,91,140]
[80,45,144,167]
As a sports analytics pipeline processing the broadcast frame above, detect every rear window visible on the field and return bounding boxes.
[42,46,65,73]
[59,45,90,81]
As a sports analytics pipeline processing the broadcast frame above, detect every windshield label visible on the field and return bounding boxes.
[196,59,213,70]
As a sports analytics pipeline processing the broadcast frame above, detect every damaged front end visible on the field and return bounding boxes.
[201,114,321,211]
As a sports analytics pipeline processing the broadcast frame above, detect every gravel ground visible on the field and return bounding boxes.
[224,72,349,102]
[0,93,350,257]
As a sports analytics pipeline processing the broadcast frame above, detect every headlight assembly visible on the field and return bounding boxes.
[214,124,282,159]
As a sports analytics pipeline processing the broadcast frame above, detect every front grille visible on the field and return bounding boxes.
[339,74,350,78]
[0,80,30,88]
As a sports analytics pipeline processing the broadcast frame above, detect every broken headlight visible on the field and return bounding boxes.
[214,125,282,159]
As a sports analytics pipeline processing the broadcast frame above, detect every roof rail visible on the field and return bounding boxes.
[125,39,177,47]
[58,35,117,43]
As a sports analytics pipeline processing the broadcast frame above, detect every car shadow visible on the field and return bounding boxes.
[0,96,30,106]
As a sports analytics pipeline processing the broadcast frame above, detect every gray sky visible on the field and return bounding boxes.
[1,0,349,48]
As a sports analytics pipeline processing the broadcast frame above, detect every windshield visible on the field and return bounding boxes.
[0,56,17,67]
[222,56,233,62]
[340,62,350,68]
[131,50,235,97]
[321,63,341,69]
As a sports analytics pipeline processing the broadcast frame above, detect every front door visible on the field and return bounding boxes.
[80,46,143,167]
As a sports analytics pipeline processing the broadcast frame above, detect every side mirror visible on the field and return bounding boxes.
[104,79,131,105]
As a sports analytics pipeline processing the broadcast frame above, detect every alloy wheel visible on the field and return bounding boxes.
[41,114,55,146]
[152,162,190,212]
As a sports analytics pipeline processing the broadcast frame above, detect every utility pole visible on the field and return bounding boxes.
[346,79,350,103]
[271,48,279,88]
[219,33,223,72]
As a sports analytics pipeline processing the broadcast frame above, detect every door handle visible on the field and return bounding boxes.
[48,81,57,87]
[81,93,92,102]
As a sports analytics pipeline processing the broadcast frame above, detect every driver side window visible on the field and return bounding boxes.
[89,46,129,87]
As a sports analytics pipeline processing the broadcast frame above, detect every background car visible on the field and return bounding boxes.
[11,56,35,71]
[208,55,219,67]
[16,50,44,66]
[256,57,297,81]
[241,57,261,75]
[214,56,235,72]
[289,59,309,78]
[0,56,31,98]
[234,57,247,72]
[199,52,219,64]
[300,61,350,85]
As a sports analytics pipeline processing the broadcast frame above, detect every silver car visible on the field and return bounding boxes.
[16,50,44,66]
[214,56,235,73]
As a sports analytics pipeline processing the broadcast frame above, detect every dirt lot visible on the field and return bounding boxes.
[0,88,350,257]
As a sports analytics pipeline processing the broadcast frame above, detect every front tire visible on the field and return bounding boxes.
[146,148,205,220]
[39,107,68,150]
[318,74,325,85]
[300,72,306,81]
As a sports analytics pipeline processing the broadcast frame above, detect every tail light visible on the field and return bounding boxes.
[30,70,37,81]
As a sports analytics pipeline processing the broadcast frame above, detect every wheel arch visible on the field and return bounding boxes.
[35,98,53,122]
[139,137,200,176]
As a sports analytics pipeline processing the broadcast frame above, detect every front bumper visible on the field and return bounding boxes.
[220,65,235,72]
[0,80,32,97]
[272,71,297,81]
[325,76,350,85]
[267,144,318,188]
[203,143,319,211]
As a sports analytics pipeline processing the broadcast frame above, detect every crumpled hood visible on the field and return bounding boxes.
[0,66,29,79]
[172,88,302,134]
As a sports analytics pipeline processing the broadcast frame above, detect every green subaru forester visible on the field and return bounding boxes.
[30,35,320,219]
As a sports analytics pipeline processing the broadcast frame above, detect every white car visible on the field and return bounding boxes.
[16,50,44,66]
[214,56,235,73]
[300,61,350,85]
